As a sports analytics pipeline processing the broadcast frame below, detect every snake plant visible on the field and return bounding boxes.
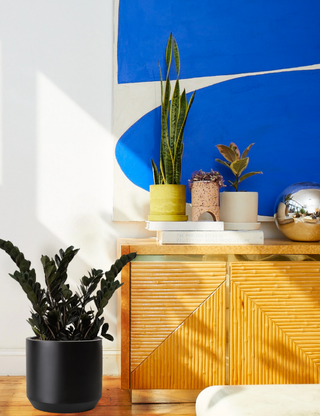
[151,34,195,185]
[0,239,136,341]
[216,142,262,191]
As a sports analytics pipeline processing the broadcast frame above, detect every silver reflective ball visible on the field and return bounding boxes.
[274,182,320,241]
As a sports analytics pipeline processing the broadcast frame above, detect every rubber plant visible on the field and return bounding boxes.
[215,142,262,191]
[0,239,136,341]
[151,33,195,185]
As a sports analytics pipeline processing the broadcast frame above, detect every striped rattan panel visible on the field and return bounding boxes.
[230,261,320,385]
[131,282,226,389]
[130,261,226,372]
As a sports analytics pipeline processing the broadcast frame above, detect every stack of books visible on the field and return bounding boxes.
[145,221,264,245]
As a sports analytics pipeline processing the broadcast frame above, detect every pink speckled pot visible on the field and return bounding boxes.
[191,181,220,222]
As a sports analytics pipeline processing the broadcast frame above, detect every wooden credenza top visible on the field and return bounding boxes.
[118,238,320,255]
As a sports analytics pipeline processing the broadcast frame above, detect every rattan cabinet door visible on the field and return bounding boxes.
[130,261,227,389]
[230,261,320,385]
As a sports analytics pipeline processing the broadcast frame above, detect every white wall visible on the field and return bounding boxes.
[0,0,151,375]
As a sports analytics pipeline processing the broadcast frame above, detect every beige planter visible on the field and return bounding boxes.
[220,191,258,224]
[191,181,220,222]
[148,184,188,221]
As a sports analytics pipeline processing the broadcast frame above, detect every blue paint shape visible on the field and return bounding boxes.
[118,0,320,83]
[115,70,320,216]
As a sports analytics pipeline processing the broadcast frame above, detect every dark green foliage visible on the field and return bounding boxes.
[0,239,136,341]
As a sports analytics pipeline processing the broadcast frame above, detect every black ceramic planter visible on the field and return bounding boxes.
[26,337,102,413]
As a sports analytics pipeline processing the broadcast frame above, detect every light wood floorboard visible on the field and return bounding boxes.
[0,376,196,415]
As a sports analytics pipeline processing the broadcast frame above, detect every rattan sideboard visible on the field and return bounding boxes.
[119,239,320,403]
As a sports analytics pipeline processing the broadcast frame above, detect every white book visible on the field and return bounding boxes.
[146,221,224,231]
[157,230,264,245]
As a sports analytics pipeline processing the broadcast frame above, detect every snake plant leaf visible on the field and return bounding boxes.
[176,89,187,138]
[230,158,249,176]
[241,143,255,159]
[170,79,181,156]
[162,130,174,184]
[174,143,183,185]
[151,35,195,186]
[151,158,160,184]
[174,91,195,169]
[165,33,173,78]
[216,144,239,163]
[173,39,180,76]
[161,75,174,183]
[159,154,165,183]
[238,171,263,183]
[158,62,164,106]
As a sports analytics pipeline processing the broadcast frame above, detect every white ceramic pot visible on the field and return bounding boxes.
[220,191,258,226]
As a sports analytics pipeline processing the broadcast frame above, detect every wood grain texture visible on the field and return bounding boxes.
[230,261,320,385]
[130,262,226,372]
[0,376,196,416]
[131,282,226,389]
[132,389,201,404]
[118,238,320,256]
[121,245,132,389]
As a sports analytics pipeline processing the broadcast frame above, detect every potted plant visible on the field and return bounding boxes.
[215,142,262,228]
[148,33,195,222]
[188,169,225,222]
[0,239,136,413]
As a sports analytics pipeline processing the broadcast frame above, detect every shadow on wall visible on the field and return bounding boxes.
[0,1,117,260]
[0,1,138,351]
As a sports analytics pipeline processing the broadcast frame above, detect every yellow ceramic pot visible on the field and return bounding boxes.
[148,184,188,221]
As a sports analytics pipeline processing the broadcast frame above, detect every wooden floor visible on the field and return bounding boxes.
[0,376,196,416]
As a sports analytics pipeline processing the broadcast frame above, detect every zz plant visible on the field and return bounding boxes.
[151,33,195,185]
[215,142,262,191]
[0,239,136,341]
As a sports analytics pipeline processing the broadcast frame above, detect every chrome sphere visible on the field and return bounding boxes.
[274,182,320,241]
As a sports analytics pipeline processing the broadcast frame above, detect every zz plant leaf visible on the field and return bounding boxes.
[0,239,136,341]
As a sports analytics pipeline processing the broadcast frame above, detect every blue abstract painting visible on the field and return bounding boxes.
[116,0,320,217]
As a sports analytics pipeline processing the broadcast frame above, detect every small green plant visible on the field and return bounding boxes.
[151,33,195,185]
[215,142,262,191]
[188,169,225,190]
[0,239,136,341]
